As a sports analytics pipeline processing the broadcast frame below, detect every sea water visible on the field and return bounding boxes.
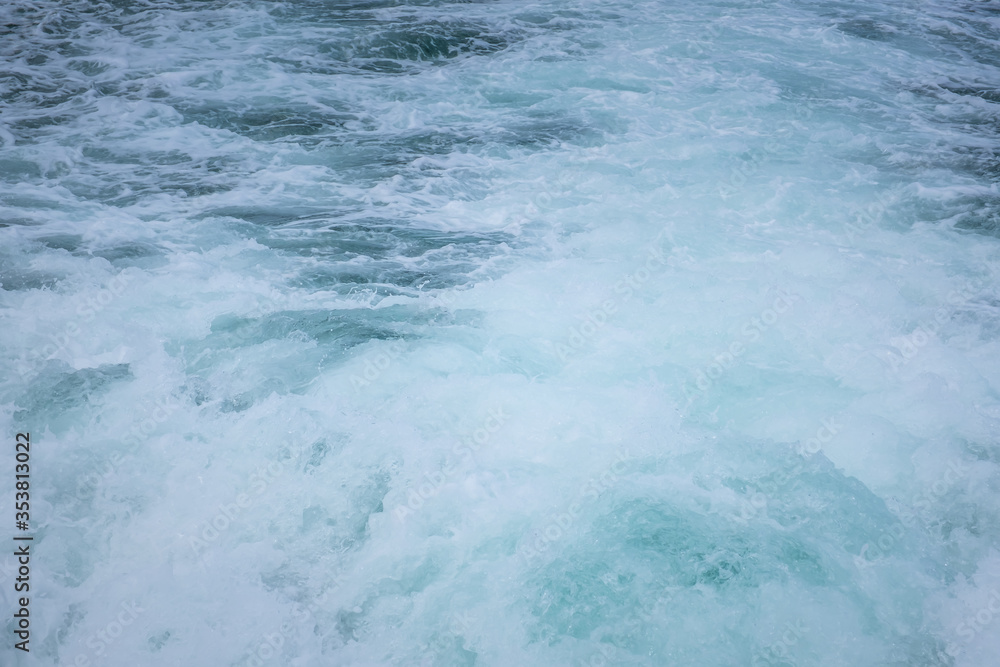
[1,0,999,665]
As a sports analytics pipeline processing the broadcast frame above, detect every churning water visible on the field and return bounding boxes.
[1,0,1000,664]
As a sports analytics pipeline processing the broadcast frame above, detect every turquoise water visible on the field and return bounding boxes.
[1,0,999,664]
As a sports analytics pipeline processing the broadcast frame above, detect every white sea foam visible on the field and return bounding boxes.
[1,0,999,664]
